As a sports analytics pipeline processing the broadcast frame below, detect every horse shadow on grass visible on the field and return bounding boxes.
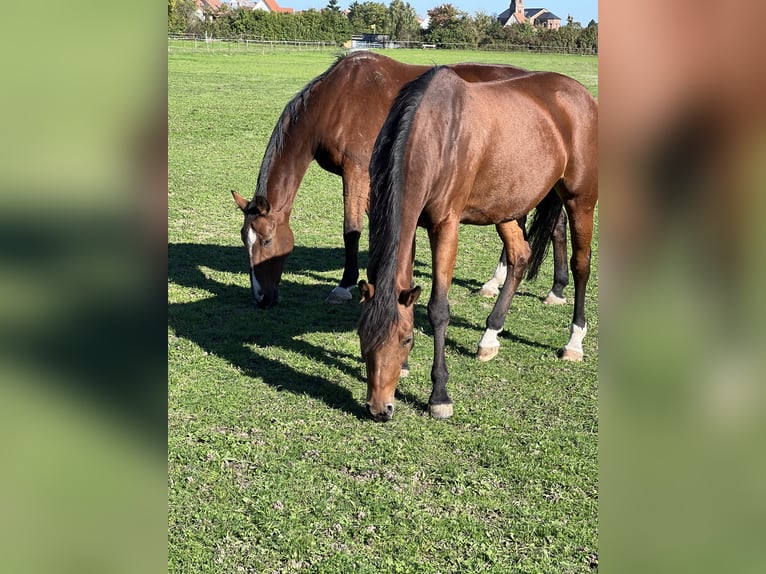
[169,243,558,419]
[169,243,440,418]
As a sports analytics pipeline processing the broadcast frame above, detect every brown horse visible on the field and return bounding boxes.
[358,67,598,422]
[230,51,569,308]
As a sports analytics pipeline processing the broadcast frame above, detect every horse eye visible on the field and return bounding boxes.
[402,335,413,347]
[261,237,273,247]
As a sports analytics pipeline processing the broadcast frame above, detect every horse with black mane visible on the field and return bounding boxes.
[358,66,598,422]
[231,52,570,309]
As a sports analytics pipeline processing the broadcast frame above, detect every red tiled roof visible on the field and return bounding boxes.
[263,0,294,13]
[197,0,222,10]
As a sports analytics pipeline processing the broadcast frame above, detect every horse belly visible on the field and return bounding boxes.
[461,170,557,225]
[459,201,528,225]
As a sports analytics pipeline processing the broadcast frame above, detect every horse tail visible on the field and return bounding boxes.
[525,189,563,281]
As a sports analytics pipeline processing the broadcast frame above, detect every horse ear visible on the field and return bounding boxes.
[231,190,249,211]
[398,286,421,307]
[253,196,271,215]
[358,280,375,302]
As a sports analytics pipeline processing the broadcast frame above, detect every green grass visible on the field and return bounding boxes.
[169,49,598,573]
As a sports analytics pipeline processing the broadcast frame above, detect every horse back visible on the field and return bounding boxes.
[407,68,597,225]
[312,54,528,169]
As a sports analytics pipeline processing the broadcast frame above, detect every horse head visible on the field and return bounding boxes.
[358,280,421,421]
[232,190,294,309]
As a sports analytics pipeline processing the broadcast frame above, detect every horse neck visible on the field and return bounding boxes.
[260,115,318,219]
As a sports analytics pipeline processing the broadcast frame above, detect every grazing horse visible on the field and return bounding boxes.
[231,51,568,308]
[358,67,598,422]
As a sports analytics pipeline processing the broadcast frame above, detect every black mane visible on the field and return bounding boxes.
[358,66,444,353]
[254,54,346,199]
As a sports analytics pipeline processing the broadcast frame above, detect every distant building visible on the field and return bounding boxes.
[229,0,294,13]
[497,0,561,30]
[351,34,396,49]
[196,0,222,20]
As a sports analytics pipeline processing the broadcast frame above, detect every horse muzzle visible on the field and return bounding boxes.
[250,267,279,309]
[365,402,394,422]
[253,287,279,309]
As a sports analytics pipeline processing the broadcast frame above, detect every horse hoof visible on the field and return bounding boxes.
[478,286,499,298]
[543,291,567,305]
[325,286,353,304]
[558,347,583,362]
[429,403,453,419]
[476,345,500,362]
[400,367,409,378]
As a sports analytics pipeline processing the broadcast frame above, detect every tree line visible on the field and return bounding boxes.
[168,0,598,53]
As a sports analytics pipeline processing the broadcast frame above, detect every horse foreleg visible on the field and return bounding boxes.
[477,221,531,362]
[427,221,459,419]
[559,202,595,361]
[543,209,570,305]
[326,172,367,303]
[400,236,418,378]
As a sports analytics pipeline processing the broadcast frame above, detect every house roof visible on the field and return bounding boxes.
[497,8,525,24]
[524,8,546,18]
[498,7,560,25]
[197,0,222,10]
[262,0,294,13]
[536,11,561,21]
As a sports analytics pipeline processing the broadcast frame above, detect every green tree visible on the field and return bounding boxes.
[497,20,538,46]
[168,0,199,34]
[473,10,501,47]
[553,23,579,51]
[578,20,598,53]
[424,4,477,48]
[326,0,341,13]
[348,1,390,34]
[320,7,353,42]
[387,0,420,41]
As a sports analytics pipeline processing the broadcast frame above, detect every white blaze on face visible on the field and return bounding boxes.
[246,227,263,302]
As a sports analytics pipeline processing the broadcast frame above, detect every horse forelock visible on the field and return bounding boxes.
[359,66,445,353]
[255,55,351,198]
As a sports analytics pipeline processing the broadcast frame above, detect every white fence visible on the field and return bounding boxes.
[168,35,597,56]
[168,35,339,54]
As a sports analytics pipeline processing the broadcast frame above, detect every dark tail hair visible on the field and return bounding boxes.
[525,189,563,281]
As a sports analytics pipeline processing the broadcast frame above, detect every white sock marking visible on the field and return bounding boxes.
[564,323,587,354]
[479,328,502,349]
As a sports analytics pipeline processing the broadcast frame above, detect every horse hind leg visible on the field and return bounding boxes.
[477,221,530,362]
[478,214,528,298]
[478,247,507,297]
[558,198,596,362]
[543,209,569,305]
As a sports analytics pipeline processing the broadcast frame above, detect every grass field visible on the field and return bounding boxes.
[169,48,598,573]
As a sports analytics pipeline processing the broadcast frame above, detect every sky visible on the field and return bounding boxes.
[228,1,598,26]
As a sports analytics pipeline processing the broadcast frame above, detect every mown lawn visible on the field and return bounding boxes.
[169,47,598,573]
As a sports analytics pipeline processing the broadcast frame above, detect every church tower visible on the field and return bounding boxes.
[510,0,524,19]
